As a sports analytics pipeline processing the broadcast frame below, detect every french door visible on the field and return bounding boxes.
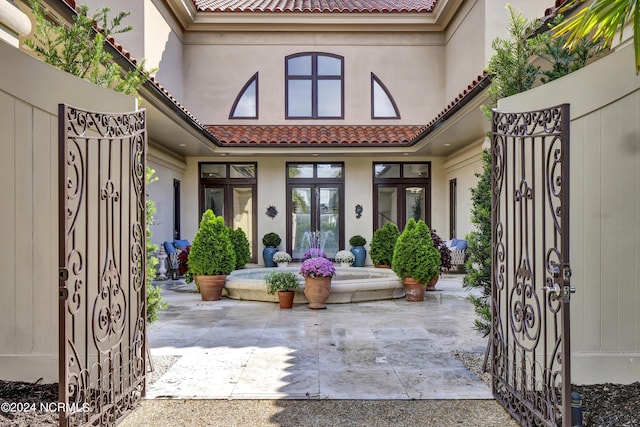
[286,163,344,261]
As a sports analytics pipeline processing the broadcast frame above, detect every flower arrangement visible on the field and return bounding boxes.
[265,271,300,294]
[335,250,355,265]
[303,248,327,260]
[273,251,292,263]
[299,256,336,278]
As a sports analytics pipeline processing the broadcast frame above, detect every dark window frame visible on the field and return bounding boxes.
[370,72,401,119]
[198,162,258,263]
[229,72,259,119]
[285,52,344,120]
[372,162,432,232]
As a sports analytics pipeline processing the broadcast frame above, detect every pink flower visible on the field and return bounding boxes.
[299,257,336,278]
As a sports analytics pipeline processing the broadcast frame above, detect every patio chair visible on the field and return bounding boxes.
[163,241,180,280]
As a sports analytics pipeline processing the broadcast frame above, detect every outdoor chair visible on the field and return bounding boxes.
[446,238,467,271]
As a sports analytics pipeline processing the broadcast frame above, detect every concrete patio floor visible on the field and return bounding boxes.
[144,274,493,400]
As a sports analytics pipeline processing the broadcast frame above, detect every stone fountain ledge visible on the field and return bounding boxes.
[225,266,405,303]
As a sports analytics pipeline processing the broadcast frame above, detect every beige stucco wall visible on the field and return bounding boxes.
[182,32,445,125]
[147,145,187,247]
[80,0,185,101]
[0,41,136,382]
[179,155,449,266]
[442,141,486,240]
[498,43,640,384]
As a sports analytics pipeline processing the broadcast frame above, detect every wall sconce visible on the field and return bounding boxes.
[355,204,363,219]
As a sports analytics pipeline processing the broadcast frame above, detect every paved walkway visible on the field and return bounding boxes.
[145,275,492,400]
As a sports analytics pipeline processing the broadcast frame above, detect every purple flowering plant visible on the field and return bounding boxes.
[299,256,336,278]
[303,248,327,260]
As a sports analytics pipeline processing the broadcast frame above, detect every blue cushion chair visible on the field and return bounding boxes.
[163,241,180,279]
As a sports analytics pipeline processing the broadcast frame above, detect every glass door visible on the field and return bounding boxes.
[290,186,340,260]
[287,163,344,261]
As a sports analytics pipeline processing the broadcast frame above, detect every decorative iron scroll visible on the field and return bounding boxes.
[59,104,147,427]
[491,104,571,426]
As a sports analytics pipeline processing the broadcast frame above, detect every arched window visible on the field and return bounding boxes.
[229,72,258,119]
[371,73,400,119]
[286,53,344,119]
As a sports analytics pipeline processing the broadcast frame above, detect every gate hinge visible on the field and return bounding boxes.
[59,268,69,300]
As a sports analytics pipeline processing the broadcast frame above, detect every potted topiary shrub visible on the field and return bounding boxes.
[391,219,441,302]
[370,222,400,268]
[428,229,452,291]
[349,234,367,267]
[262,232,281,267]
[187,209,236,301]
[273,251,292,267]
[265,271,300,309]
[230,227,251,270]
[299,256,336,309]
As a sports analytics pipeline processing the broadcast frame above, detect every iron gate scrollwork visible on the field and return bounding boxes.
[58,104,147,427]
[491,104,572,426]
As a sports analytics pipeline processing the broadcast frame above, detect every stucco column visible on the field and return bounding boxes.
[0,0,31,48]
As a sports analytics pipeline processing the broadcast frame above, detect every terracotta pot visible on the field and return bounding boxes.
[277,291,295,309]
[196,275,226,301]
[403,277,425,302]
[426,274,439,291]
[304,276,332,309]
[374,264,391,269]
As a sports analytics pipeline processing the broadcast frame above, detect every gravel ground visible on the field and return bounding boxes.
[1,352,638,426]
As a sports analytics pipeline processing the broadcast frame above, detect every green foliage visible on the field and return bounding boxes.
[348,235,367,247]
[262,232,281,247]
[463,150,493,337]
[431,229,452,273]
[530,15,604,83]
[145,168,167,323]
[230,227,251,269]
[25,0,153,96]
[188,210,236,278]
[370,222,400,266]
[392,219,441,284]
[264,271,300,294]
[482,4,540,119]
[553,0,640,73]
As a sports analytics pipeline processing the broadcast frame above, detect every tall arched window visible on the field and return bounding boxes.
[285,53,344,119]
[229,72,258,119]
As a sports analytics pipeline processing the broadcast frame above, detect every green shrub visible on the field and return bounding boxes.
[370,222,400,266]
[230,227,251,269]
[145,168,167,322]
[262,232,281,247]
[188,210,236,278]
[265,271,300,294]
[392,219,440,283]
[349,235,367,247]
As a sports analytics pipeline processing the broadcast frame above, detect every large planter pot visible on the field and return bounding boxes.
[263,247,278,267]
[277,291,295,309]
[304,276,332,309]
[197,275,226,301]
[426,274,439,291]
[350,246,366,267]
[403,277,425,302]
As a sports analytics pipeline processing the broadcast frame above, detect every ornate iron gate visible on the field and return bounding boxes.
[58,104,147,427]
[491,104,573,426]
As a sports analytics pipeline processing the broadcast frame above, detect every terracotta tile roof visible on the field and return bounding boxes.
[205,125,423,145]
[193,0,437,13]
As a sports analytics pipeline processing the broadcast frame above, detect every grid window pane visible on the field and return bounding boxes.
[317,163,343,178]
[288,56,312,75]
[317,80,342,117]
[288,80,312,117]
[318,56,341,76]
[288,164,314,178]
[201,164,226,178]
[374,164,400,178]
[403,163,429,178]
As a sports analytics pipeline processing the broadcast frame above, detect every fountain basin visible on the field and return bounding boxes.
[225,266,405,303]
